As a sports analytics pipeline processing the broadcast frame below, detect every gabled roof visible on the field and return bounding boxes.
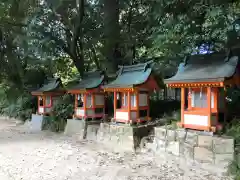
[68,71,105,91]
[103,61,157,89]
[164,51,239,84]
[31,77,65,95]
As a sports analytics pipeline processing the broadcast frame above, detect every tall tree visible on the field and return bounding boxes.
[28,0,86,76]
[102,0,121,74]
[0,0,39,90]
[149,0,240,60]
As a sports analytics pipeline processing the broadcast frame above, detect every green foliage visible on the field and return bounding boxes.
[149,1,240,59]
[225,118,240,179]
[0,89,33,121]
[222,89,240,179]
[52,94,74,120]
[150,99,180,119]
[226,88,240,117]
[228,159,240,180]
[52,57,79,84]
[0,0,239,132]
[48,94,74,132]
[225,118,240,143]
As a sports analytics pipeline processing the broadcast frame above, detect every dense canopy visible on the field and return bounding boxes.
[0,0,240,121]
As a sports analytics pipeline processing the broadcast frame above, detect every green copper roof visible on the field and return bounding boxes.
[33,77,64,93]
[103,61,154,88]
[68,71,105,90]
[164,51,239,83]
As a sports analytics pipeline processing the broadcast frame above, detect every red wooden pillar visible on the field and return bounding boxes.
[207,87,211,131]
[147,92,150,120]
[188,88,192,110]
[37,96,40,114]
[83,93,87,119]
[128,91,131,123]
[136,91,139,121]
[43,95,46,115]
[92,93,95,109]
[74,94,77,118]
[180,88,185,127]
[215,88,219,125]
[113,91,117,120]
[103,93,106,117]
[224,87,227,123]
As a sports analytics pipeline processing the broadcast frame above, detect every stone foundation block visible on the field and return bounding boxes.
[212,137,234,154]
[214,153,234,168]
[99,123,110,133]
[198,135,213,149]
[123,126,134,136]
[155,127,167,140]
[65,120,101,140]
[110,135,120,144]
[166,141,180,156]
[86,124,99,141]
[109,125,119,134]
[64,119,85,136]
[155,138,166,152]
[119,136,134,151]
[97,123,156,152]
[144,142,158,152]
[180,143,194,160]
[97,131,111,142]
[185,131,198,146]
[167,130,176,141]
[30,114,49,132]
[176,129,186,142]
[194,147,214,163]
[120,135,134,145]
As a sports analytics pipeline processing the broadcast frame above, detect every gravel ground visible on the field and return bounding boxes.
[0,119,233,180]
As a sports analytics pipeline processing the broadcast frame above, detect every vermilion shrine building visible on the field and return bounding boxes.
[103,61,160,124]
[31,78,65,115]
[68,71,106,120]
[164,51,240,132]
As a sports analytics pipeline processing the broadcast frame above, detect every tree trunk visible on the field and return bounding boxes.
[72,55,84,77]
[103,0,121,74]
[91,46,101,70]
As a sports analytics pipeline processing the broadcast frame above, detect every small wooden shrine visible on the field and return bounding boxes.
[103,61,160,124]
[31,78,65,115]
[164,50,240,132]
[68,71,106,120]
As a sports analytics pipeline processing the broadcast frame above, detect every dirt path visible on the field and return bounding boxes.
[0,119,233,180]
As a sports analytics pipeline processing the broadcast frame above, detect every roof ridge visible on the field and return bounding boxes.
[164,51,239,84]
[83,70,104,77]
[117,60,154,74]
[118,60,153,69]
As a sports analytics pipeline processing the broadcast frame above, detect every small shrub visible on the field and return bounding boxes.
[0,91,34,121]
[226,118,240,180]
[49,94,74,132]
[225,118,240,144]
[149,99,180,119]
[161,109,180,128]
[228,158,240,180]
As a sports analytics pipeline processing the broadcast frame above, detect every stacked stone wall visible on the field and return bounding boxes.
[64,119,235,168]
[148,126,234,168]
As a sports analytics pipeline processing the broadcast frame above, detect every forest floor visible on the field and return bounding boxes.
[0,118,233,180]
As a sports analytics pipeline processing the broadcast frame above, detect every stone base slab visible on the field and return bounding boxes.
[64,119,101,140]
[64,119,85,136]
[29,114,50,132]
[98,123,155,152]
